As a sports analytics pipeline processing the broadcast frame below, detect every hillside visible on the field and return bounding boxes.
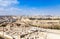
[0,16,60,39]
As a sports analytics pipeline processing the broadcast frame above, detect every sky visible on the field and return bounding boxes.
[0,0,60,16]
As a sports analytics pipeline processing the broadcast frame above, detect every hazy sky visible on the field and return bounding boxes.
[0,0,60,16]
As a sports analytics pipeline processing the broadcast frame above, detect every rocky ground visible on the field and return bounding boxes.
[0,16,60,39]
